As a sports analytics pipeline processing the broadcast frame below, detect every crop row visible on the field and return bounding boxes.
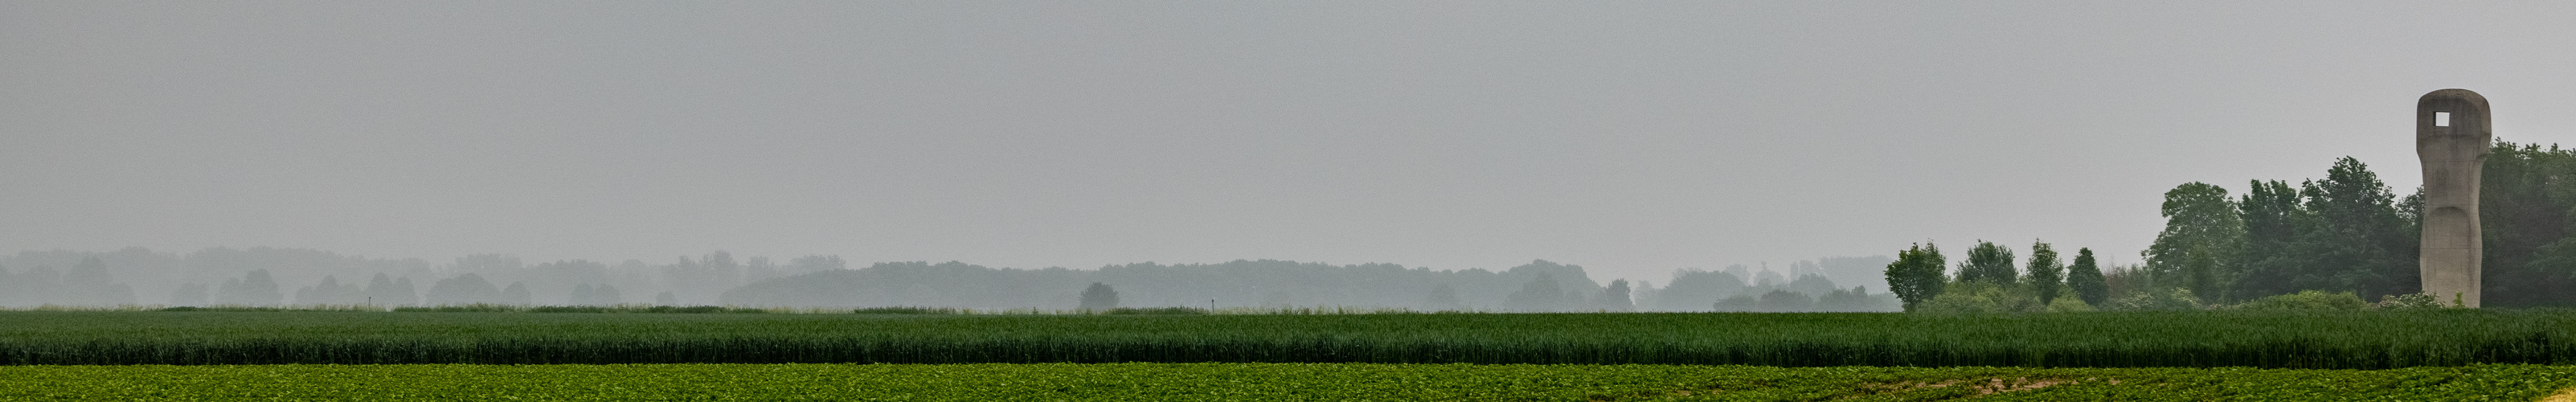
[8,310,2576,368]
[3,363,2571,401]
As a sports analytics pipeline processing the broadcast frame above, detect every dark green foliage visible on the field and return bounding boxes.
[1957,241,2017,285]
[2483,142,2576,307]
[14,310,2576,368]
[2144,182,2244,300]
[1078,282,1120,310]
[2025,241,2063,305]
[2067,248,2110,306]
[2292,158,2417,301]
[1884,243,1947,312]
[2234,179,2305,298]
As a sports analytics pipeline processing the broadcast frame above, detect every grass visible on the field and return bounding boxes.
[2,363,2571,400]
[9,310,2576,367]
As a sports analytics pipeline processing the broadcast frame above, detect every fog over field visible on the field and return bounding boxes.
[4,3,2573,308]
[0,247,1897,311]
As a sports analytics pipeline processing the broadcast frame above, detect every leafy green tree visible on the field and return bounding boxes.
[2067,248,2109,306]
[1957,240,2017,285]
[2025,240,2063,305]
[1079,282,1120,310]
[2184,247,2222,300]
[2480,142,2576,307]
[2144,182,2246,298]
[1598,279,1633,311]
[2231,179,2305,298]
[2290,157,2416,301]
[1884,243,1947,312]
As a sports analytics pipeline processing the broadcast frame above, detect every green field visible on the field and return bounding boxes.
[9,310,2576,368]
[2,363,2570,400]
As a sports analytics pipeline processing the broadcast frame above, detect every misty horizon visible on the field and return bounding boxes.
[0,245,1913,311]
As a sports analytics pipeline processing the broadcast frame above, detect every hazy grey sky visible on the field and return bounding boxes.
[6,2,2574,283]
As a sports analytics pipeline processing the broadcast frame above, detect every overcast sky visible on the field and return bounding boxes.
[6,2,2574,283]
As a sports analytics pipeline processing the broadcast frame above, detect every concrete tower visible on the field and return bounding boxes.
[2418,88,2489,307]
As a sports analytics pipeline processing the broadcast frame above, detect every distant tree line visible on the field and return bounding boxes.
[720,259,1898,312]
[0,247,844,308]
[3,248,1900,311]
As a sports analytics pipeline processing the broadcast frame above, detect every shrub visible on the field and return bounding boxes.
[2375,293,2447,310]
[2046,297,2096,313]
[2238,290,2368,310]
[2107,288,2201,311]
[1918,281,2043,314]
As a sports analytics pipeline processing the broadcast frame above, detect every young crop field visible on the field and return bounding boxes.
[2,363,2572,401]
[9,310,2576,368]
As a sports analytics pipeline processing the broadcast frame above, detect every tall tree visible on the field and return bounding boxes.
[2481,142,2576,307]
[2291,157,2417,301]
[1884,242,1947,313]
[1958,240,2017,285]
[2232,179,2306,298]
[1078,282,1120,310]
[2144,182,2246,297]
[2025,240,2064,305]
[2067,248,2109,306]
[1599,279,1633,311]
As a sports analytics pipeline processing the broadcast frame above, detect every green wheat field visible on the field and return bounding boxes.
[10,310,2576,400]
